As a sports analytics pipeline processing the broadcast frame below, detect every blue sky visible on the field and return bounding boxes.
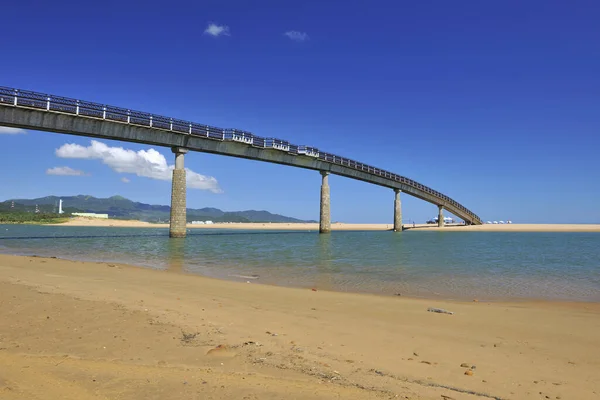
[1,0,599,223]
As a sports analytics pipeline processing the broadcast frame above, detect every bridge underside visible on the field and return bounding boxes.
[0,106,482,232]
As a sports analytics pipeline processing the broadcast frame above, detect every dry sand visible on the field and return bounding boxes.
[52,217,600,232]
[1,254,599,399]
[52,217,391,230]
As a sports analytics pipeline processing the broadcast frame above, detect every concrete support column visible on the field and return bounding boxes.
[169,147,188,238]
[438,205,444,228]
[319,171,331,234]
[393,189,402,232]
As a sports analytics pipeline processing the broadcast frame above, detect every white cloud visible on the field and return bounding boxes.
[46,166,87,176]
[284,31,309,42]
[204,23,230,37]
[0,127,27,135]
[121,177,130,183]
[56,140,222,193]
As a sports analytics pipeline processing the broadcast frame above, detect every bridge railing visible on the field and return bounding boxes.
[0,86,481,223]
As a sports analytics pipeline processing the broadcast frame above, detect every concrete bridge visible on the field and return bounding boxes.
[0,87,482,237]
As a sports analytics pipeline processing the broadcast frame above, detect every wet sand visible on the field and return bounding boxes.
[51,217,600,232]
[1,254,599,399]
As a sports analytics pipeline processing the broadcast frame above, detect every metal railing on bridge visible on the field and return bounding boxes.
[0,87,481,223]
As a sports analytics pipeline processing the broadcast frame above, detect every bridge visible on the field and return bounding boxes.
[0,87,482,237]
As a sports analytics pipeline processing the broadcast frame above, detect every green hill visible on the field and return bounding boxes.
[0,195,315,224]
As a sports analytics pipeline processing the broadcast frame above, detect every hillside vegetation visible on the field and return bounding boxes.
[1,195,315,223]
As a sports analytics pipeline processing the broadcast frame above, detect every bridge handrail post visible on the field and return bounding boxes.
[169,118,173,131]
[76,100,80,115]
[149,115,153,127]
[13,89,18,106]
[46,97,50,111]
[102,106,107,119]
[127,110,131,123]
[188,123,192,134]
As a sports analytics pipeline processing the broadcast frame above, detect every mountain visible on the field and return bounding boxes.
[0,195,316,223]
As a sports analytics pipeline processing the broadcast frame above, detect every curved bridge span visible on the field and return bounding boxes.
[0,87,482,236]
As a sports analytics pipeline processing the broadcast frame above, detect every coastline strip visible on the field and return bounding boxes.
[42,218,600,232]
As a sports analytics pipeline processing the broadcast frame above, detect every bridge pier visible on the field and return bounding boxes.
[169,147,188,238]
[319,171,331,234]
[438,205,444,228]
[393,189,402,232]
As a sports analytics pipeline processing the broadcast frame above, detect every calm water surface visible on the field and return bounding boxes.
[1,225,599,302]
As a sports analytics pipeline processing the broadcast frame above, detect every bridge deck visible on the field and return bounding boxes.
[0,87,482,224]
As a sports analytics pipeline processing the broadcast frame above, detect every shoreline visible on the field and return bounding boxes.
[3,254,599,308]
[2,250,598,304]
[1,253,599,399]
[40,218,600,232]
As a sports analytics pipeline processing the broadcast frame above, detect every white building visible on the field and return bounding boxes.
[72,212,109,219]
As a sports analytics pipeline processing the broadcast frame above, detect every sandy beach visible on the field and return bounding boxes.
[1,254,599,399]
[51,218,394,231]
[405,223,600,232]
[50,217,600,232]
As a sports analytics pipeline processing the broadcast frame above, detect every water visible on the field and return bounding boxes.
[1,224,599,302]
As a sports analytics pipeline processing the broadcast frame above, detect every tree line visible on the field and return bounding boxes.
[0,212,69,224]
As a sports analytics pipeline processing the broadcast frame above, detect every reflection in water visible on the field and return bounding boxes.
[166,237,186,273]
[389,231,408,269]
[315,233,333,289]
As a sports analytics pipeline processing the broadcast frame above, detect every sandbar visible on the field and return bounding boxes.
[47,217,600,232]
